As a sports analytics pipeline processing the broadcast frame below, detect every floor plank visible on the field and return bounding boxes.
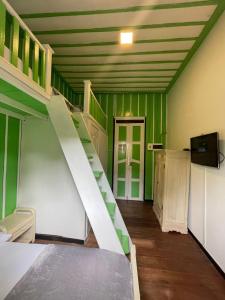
[36,200,225,299]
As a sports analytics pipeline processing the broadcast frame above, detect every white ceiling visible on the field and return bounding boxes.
[8,0,225,92]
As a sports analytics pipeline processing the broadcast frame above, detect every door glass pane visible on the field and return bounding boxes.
[117,180,125,197]
[131,181,139,198]
[132,144,140,160]
[133,126,140,142]
[118,144,126,160]
[132,162,140,179]
[118,126,126,141]
[118,162,126,178]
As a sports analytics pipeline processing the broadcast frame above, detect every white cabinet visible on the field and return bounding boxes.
[153,150,190,234]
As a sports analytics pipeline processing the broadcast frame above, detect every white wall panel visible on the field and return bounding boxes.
[188,164,205,245]
[18,117,87,240]
[167,11,225,272]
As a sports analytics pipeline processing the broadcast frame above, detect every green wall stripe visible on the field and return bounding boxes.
[146,94,154,143]
[55,60,182,67]
[65,76,173,79]
[139,93,146,117]
[59,69,178,73]
[73,86,167,90]
[0,113,6,220]
[70,81,170,84]
[145,94,154,199]
[124,94,130,115]
[107,94,114,185]
[0,2,6,57]
[116,94,123,116]
[162,94,167,146]
[5,117,20,217]
[54,49,189,58]
[131,94,138,116]
[167,3,225,91]
[154,94,162,143]
[52,37,197,48]
[21,1,216,18]
[34,21,207,35]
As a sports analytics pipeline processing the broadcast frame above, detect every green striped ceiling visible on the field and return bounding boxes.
[8,0,225,93]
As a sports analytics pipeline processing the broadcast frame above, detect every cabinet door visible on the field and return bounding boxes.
[165,157,189,223]
[154,153,165,210]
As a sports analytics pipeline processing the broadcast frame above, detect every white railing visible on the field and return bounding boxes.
[83,80,107,130]
[0,0,53,95]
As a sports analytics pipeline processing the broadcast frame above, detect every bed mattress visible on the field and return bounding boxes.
[1,243,133,300]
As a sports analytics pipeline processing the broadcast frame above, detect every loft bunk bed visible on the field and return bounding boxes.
[0,0,53,120]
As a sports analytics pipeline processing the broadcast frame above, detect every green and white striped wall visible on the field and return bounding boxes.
[73,92,166,200]
[0,113,21,220]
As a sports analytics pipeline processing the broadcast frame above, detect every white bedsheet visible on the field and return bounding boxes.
[0,242,46,300]
[0,234,12,243]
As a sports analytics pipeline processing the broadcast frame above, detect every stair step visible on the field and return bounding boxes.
[121,235,130,254]
[72,119,79,129]
[81,138,91,144]
[116,228,123,242]
[101,191,107,201]
[106,202,116,219]
[88,156,94,163]
[93,171,103,179]
[116,229,130,254]
[72,118,79,126]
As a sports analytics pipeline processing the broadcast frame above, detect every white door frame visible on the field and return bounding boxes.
[113,117,145,201]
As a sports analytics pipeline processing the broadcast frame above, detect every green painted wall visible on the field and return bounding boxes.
[52,67,77,105]
[74,92,167,200]
[96,93,167,200]
[5,117,20,216]
[0,113,6,219]
[0,113,21,219]
[89,93,107,130]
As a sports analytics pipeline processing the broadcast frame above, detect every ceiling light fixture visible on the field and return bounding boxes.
[120,31,133,45]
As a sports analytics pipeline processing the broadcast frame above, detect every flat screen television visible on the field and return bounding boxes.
[190,132,219,168]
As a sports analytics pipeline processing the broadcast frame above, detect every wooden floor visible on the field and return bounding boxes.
[116,200,225,300]
[37,200,225,299]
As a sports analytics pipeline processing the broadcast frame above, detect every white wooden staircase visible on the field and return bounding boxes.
[48,95,131,255]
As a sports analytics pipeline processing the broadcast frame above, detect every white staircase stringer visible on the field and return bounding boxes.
[47,95,124,255]
[74,112,132,244]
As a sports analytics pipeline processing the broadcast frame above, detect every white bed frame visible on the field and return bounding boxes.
[0,207,36,243]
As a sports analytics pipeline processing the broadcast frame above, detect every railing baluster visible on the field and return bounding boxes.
[0,2,6,57]
[32,41,39,82]
[11,16,19,67]
[39,49,46,88]
[23,31,30,75]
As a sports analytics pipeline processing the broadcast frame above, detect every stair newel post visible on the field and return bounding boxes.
[84,80,91,114]
[43,44,54,96]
